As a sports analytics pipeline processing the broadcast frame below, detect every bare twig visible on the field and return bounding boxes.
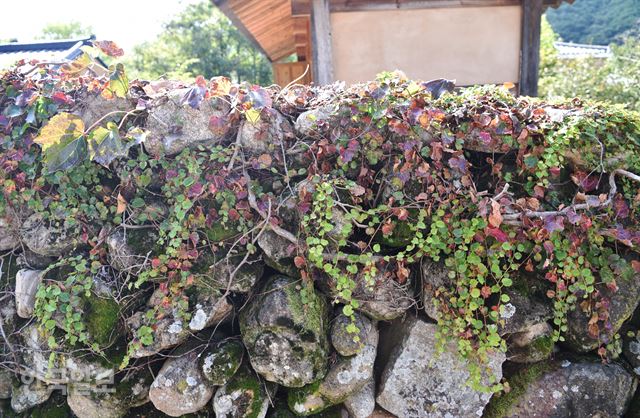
[243,167,298,245]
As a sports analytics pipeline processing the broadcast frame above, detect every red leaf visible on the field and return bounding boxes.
[93,40,124,57]
[294,256,306,268]
[486,227,508,242]
[632,260,640,273]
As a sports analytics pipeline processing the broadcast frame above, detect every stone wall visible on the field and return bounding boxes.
[1,67,640,418]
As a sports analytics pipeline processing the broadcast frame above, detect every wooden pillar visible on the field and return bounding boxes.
[311,0,333,85]
[520,0,543,97]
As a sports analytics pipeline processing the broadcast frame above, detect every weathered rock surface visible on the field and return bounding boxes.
[507,322,554,364]
[0,369,13,399]
[145,90,233,157]
[200,339,244,385]
[106,230,139,272]
[206,253,265,293]
[348,268,414,321]
[288,320,378,414]
[238,109,293,155]
[257,230,299,278]
[0,215,20,251]
[149,350,215,417]
[485,360,637,418]
[66,373,151,418]
[213,366,271,418]
[498,290,553,337]
[15,269,44,318]
[330,312,373,357]
[20,213,79,257]
[294,105,335,137]
[76,93,132,129]
[241,275,329,387]
[11,381,52,413]
[127,288,231,357]
[344,379,375,418]
[566,269,640,352]
[377,317,505,418]
[18,324,115,385]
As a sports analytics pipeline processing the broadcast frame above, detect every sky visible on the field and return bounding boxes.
[0,0,200,52]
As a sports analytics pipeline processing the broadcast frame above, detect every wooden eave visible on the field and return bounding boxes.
[214,0,298,62]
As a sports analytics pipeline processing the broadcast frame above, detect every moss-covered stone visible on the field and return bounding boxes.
[287,381,331,416]
[483,361,554,418]
[240,275,329,388]
[213,365,270,418]
[83,294,121,348]
[206,221,240,243]
[200,340,244,385]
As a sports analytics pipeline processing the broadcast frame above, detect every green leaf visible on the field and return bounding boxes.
[342,305,354,316]
[131,197,145,208]
[103,63,129,99]
[88,126,132,166]
[44,136,88,173]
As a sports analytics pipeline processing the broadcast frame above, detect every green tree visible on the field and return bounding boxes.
[38,21,93,40]
[546,0,640,45]
[127,1,272,84]
[539,18,640,111]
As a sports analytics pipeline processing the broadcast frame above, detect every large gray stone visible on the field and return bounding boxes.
[200,339,244,386]
[20,213,79,257]
[238,109,293,155]
[377,317,505,418]
[206,252,265,293]
[145,90,233,157]
[0,215,20,251]
[127,288,231,358]
[348,267,414,321]
[18,324,114,385]
[149,350,215,417]
[15,269,44,318]
[566,269,640,352]
[330,312,373,357]
[11,381,52,413]
[344,379,375,418]
[288,320,378,415]
[212,366,271,418]
[66,373,151,418]
[486,360,637,417]
[241,275,329,388]
[294,106,335,138]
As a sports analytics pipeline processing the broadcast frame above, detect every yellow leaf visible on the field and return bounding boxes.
[116,192,127,215]
[210,76,232,96]
[245,108,261,125]
[34,113,84,152]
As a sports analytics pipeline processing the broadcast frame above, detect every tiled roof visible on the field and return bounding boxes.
[0,36,96,69]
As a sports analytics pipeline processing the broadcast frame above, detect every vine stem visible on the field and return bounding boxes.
[502,169,640,221]
[242,166,298,245]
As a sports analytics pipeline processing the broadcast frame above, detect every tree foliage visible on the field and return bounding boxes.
[37,21,94,40]
[126,1,272,84]
[546,0,640,45]
[539,18,640,111]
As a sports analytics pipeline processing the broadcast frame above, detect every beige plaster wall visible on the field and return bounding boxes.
[330,6,522,85]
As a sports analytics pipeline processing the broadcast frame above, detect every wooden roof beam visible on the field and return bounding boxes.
[213,0,274,61]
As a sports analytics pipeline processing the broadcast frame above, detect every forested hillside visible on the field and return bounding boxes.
[547,0,640,45]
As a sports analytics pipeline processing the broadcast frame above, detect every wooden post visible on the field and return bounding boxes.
[311,0,333,85]
[520,0,543,97]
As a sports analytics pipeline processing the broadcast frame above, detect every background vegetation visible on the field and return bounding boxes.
[540,16,640,111]
[546,0,640,45]
[124,1,272,84]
